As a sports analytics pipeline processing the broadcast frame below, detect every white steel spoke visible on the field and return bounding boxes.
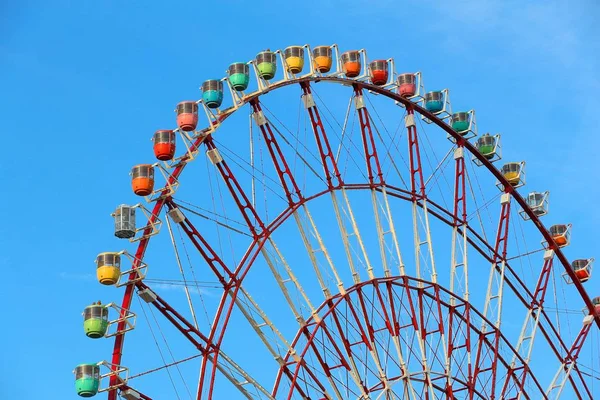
[372,188,406,278]
[293,206,338,298]
[165,213,199,330]
[331,189,375,282]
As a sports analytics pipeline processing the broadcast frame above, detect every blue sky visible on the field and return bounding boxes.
[1,1,599,399]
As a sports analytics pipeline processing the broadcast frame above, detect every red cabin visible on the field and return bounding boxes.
[153,130,176,161]
[397,73,416,97]
[593,297,600,314]
[176,101,198,132]
[369,60,388,86]
[572,259,593,283]
[131,164,154,196]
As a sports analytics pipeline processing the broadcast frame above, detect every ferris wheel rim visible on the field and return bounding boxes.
[274,275,547,398]
[106,73,597,399]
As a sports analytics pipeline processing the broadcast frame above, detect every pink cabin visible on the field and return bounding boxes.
[176,101,198,132]
[397,73,416,97]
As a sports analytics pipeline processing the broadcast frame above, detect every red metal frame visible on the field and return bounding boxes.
[106,77,598,399]
[300,81,343,188]
[250,99,303,205]
[406,107,426,200]
[273,277,546,399]
[500,254,555,398]
[353,85,384,186]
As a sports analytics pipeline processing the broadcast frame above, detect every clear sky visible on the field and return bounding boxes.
[1,1,599,399]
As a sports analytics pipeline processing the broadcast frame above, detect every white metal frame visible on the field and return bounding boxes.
[447,109,478,143]
[141,162,180,203]
[519,191,549,220]
[114,250,148,287]
[563,257,594,285]
[104,302,137,337]
[542,223,572,249]
[496,161,526,191]
[111,203,162,243]
[420,88,452,124]
[97,361,129,393]
[473,133,502,166]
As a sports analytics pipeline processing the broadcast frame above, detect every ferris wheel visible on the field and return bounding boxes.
[74,44,599,400]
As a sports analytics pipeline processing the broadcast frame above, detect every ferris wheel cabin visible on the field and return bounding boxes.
[152,130,176,161]
[475,134,498,160]
[397,73,417,97]
[549,224,571,247]
[369,60,389,86]
[501,162,524,187]
[424,91,445,113]
[572,259,593,283]
[256,50,277,80]
[312,46,332,73]
[228,62,250,91]
[201,79,224,109]
[593,297,600,314]
[525,192,548,217]
[451,112,470,134]
[341,50,361,78]
[83,302,109,338]
[74,363,100,397]
[131,164,155,196]
[96,252,121,286]
[175,101,198,131]
[284,46,304,74]
[112,204,136,239]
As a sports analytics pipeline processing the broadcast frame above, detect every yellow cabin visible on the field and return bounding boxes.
[284,46,304,74]
[96,252,121,285]
[501,162,525,187]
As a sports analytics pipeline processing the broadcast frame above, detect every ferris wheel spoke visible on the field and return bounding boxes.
[398,277,439,397]
[166,199,233,284]
[447,142,472,395]
[260,238,317,321]
[472,192,511,396]
[406,108,438,285]
[353,85,384,185]
[353,86,406,279]
[300,82,343,188]
[382,281,421,399]
[546,320,594,399]
[330,189,375,282]
[132,281,273,398]
[250,99,304,205]
[501,249,557,398]
[204,137,266,238]
[374,188,407,277]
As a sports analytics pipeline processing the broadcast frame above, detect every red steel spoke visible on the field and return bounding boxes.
[204,137,265,238]
[250,99,303,205]
[300,81,343,188]
[353,85,384,185]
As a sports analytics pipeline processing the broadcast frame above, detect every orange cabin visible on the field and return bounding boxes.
[572,259,592,283]
[313,46,332,73]
[549,224,570,247]
[153,130,176,161]
[397,73,417,97]
[176,101,198,132]
[369,60,388,86]
[341,50,361,78]
[131,164,155,196]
